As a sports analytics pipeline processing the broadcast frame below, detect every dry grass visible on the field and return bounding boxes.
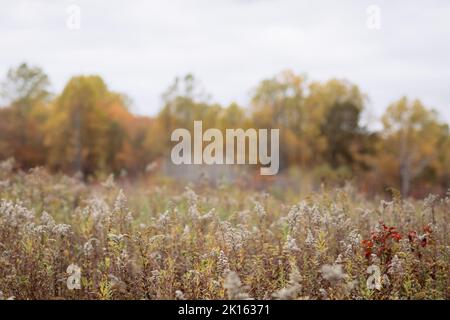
[0,160,448,300]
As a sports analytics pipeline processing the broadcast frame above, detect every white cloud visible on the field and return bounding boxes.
[0,0,449,124]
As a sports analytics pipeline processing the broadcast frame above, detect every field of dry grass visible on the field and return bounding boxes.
[0,159,448,300]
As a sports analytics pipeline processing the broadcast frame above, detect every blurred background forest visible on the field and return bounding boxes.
[0,63,449,198]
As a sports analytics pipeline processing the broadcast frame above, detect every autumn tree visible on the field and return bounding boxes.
[45,76,133,176]
[322,101,363,168]
[0,63,448,196]
[251,71,305,168]
[157,74,220,150]
[435,129,450,190]
[217,102,248,130]
[304,79,366,170]
[376,98,446,197]
[0,63,50,167]
[251,72,367,171]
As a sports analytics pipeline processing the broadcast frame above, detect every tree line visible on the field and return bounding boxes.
[0,63,449,196]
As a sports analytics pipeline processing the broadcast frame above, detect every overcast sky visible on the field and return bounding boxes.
[1,0,449,125]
